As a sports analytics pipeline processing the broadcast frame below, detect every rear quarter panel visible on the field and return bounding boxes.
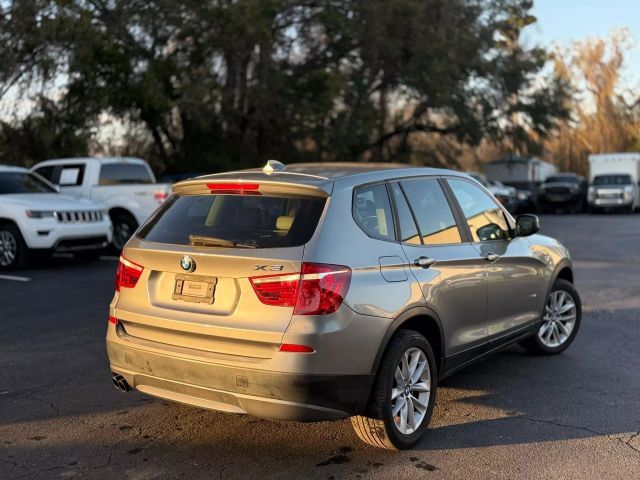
[301,180,422,320]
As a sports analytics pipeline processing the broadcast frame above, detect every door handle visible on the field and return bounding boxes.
[414,256,436,268]
[484,253,500,263]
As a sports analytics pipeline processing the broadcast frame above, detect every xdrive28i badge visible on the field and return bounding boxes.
[180,255,196,272]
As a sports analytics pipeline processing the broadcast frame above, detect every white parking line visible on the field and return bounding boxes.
[0,274,31,282]
[100,256,119,261]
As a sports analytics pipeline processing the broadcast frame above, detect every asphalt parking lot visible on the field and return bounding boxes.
[1,214,639,479]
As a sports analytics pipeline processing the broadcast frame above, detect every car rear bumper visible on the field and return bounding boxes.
[107,337,373,421]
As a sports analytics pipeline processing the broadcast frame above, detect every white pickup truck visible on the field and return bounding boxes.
[31,157,171,250]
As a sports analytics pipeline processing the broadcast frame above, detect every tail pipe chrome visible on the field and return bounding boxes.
[112,373,132,392]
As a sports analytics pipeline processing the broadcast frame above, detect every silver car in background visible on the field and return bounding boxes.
[107,162,581,449]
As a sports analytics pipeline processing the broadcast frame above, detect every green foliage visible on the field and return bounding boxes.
[0,0,569,171]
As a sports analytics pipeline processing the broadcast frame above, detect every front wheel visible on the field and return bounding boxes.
[520,279,581,355]
[0,224,27,270]
[351,330,437,449]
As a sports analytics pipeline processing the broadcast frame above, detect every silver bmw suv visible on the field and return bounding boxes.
[107,162,581,449]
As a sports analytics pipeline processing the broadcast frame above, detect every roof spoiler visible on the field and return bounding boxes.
[173,178,331,197]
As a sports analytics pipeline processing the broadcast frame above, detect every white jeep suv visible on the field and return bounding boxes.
[0,165,112,269]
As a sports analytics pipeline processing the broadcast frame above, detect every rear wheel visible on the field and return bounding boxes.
[351,330,437,449]
[520,279,581,355]
[0,224,27,270]
[110,211,137,251]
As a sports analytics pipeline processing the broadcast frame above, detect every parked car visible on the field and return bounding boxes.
[587,153,640,213]
[467,172,517,212]
[0,165,112,270]
[538,173,588,213]
[514,188,536,213]
[107,162,581,450]
[31,157,171,250]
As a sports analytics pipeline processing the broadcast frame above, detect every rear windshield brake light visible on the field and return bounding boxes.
[206,183,260,195]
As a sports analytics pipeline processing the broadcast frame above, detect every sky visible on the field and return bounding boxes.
[527,0,640,83]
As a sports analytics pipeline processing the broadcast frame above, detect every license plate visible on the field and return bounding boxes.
[173,274,217,304]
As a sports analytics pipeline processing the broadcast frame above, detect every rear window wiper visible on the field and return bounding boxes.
[188,235,256,249]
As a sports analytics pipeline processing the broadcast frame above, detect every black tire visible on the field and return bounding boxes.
[110,211,138,252]
[519,279,581,355]
[351,330,437,449]
[0,223,27,270]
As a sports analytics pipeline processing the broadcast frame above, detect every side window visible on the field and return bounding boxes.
[448,178,512,242]
[99,163,153,185]
[353,183,394,241]
[400,178,462,245]
[33,166,55,182]
[58,164,85,186]
[390,183,421,245]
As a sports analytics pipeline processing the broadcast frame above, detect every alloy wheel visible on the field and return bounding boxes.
[0,230,18,267]
[538,289,577,348]
[391,347,431,435]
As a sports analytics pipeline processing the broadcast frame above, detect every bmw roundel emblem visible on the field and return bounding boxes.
[180,255,196,272]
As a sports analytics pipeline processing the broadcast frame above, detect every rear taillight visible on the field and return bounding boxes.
[249,263,351,315]
[115,256,143,292]
[294,263,351,315]
[108,316,118,325]
[154,190,169,202]
[249,273,300,307]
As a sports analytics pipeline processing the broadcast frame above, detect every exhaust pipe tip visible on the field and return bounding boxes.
[112,373,132,392]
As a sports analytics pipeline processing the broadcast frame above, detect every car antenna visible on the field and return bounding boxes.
[263,159,286,175]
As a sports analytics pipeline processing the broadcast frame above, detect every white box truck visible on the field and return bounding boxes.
[588,153,640,213]
[485,156,557,191]
[484,156,557,210]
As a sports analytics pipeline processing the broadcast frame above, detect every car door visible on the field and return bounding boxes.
[389,178,489,367]
[34,162,87,197]
[445,177,540,344]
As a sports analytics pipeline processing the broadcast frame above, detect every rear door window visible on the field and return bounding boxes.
[99,163,153,185]
[58,165,85,186]
[138,194,326,248]
[389,183,421,245]
[34,164,86,186]
[400,178,462,245]
[33,166,56,182]
[353,183,395,241]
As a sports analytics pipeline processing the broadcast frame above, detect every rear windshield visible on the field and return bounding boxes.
[99,163,153,185]
[138,194,326,248]
[0,172,56,194]
[592,174,632,186]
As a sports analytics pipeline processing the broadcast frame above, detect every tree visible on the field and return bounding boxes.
[544,31,640,175]
[0,0,569,172]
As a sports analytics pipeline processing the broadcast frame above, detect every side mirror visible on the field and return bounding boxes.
[476,223,504,241]
[516,214,539,237]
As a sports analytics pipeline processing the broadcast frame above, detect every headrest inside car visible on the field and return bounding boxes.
[276,215,294,232]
